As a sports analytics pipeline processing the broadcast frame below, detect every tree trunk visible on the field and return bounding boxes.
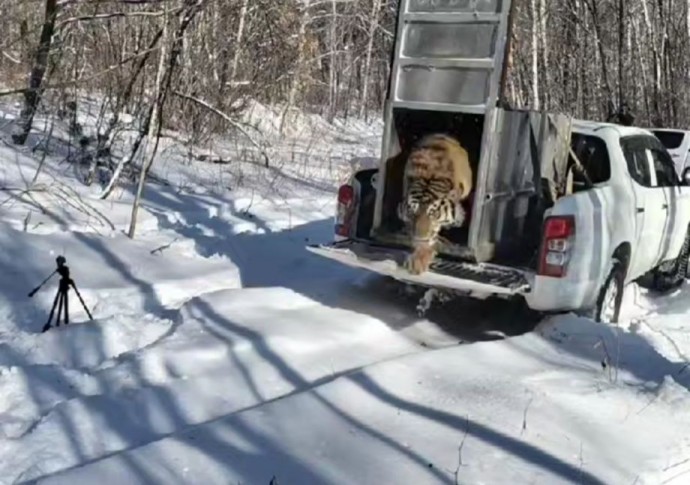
[280,0,311,135]
[640,0,661,124]
[632,14,652,122]
[360,0,382,119]
[538,0,548,109]
[128,0,205,238]
[686,0,690,124]
[684,0,690,56]
[530,0,540,110]
[128,4,170,239]
[618,0,625,105]
[230,0,249,84]
[12,0,59,145]
[328,0,337,121]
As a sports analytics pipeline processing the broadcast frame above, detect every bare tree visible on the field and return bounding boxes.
[12,0,59,145]
[128,0,207,238]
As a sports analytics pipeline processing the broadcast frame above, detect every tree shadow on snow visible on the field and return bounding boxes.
[152,297,602,485]
[0,183,603,484]
[181,297,453,484]
[139,183,542,345]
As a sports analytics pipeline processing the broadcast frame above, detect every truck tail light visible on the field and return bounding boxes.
[538,215,575,278]
[335,184,355,237]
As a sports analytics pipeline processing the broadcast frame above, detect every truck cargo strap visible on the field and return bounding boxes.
[306,239,531,296]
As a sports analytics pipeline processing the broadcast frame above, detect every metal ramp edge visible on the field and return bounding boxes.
[307,240,531,296]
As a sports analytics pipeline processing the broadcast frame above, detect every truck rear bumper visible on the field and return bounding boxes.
[307,239,532,297]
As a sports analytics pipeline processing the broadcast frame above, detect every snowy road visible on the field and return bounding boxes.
[13,283,690,485]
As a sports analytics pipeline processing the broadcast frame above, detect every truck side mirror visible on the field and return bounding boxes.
[683,167,690,186]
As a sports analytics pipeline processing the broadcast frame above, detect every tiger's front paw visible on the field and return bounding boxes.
[404,245,435,275]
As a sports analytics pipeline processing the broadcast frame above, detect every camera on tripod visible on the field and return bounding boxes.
[28,255,93,333]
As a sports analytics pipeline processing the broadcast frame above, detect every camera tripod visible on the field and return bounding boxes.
[28,256,93,333]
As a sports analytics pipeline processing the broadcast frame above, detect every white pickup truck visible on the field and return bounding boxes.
[309,120,690,323]
[307,0,690,323]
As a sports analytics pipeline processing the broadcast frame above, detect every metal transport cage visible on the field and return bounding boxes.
[371,0,572,264]
[308,0,575,295]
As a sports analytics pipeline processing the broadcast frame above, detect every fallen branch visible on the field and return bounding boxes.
[521,396,533,435]
[0,187,36,192]
[594,336,618,383]
[0,184,60,223]
[150,237,179,254]
[52,183,116,231]
[172,90,270,167]
[23,210,32,231]
[0,185,49,207]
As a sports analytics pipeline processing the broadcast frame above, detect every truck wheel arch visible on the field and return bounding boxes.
[590,244,631,323]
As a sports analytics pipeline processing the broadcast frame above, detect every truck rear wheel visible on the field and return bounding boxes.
[593,258,625,324]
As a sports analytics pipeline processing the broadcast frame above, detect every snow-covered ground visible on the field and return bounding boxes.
[2,100,690,484]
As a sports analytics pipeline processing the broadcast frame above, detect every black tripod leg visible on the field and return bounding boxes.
[63,287,69,325]
[55,290,64,328]
[29,269,57,298]
[42,288,62,333]
[70,281,93,321]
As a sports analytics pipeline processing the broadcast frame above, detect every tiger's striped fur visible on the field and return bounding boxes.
[398,134,473,275]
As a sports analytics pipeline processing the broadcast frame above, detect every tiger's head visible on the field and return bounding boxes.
[398,196,464,245]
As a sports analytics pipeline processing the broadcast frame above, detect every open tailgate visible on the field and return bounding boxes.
[307,240,531,296]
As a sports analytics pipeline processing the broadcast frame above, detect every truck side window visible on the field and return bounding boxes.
[649,148,679,187]
[651,130,685,150]
[622,146,653,187]
[570,134,611,186]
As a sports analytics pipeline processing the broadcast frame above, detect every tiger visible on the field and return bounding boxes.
[397,133,473,275]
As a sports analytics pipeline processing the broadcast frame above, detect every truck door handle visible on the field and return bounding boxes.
[662,203,669,210]
[636,207,645,213]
